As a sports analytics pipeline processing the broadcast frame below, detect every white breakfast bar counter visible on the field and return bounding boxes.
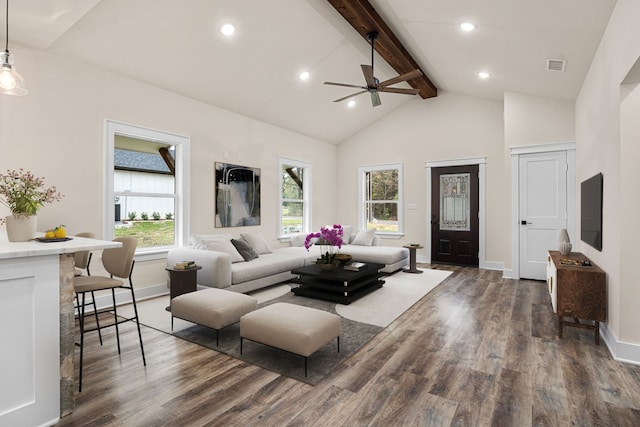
[0,233,121,427]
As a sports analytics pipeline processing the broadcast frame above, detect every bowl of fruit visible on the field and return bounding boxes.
[36,225,72,242]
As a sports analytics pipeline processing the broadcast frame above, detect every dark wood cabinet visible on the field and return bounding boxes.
[547,251,606,344]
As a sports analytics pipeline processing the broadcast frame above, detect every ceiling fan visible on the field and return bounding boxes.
[324,31,422,107]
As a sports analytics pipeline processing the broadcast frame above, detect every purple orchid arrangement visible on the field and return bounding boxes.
[304,224,344,265]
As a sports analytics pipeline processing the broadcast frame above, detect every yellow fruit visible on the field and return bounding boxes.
[54,225,67,239]
[45,230,55,239]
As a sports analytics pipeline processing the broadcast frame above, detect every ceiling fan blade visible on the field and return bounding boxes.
[333,90,367,103]
[324,81,367,89]
[378,87,421,95]
[370,90,381,107]
[361,64,376,87]
[378,69,423,89]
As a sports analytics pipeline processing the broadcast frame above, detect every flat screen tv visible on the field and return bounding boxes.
[580,173,603,251]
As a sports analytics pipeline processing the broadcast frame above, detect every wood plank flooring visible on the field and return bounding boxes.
[56,265,640,426]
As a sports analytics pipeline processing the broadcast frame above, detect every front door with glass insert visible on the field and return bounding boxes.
[431,165,479,266]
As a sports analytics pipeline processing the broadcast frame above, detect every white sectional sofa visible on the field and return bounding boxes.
[166,228,409,294]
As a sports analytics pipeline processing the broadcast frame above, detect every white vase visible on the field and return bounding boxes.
[5,214,37,242]
[559,242,572,256]
[558,228,570,244]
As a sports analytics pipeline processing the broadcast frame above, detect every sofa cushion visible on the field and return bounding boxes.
[232,251,305,284]
[240,232,273,254]
[351,228,376,246]
[344,245,409,265]
[231,238,259,261]
[200,238,244,263]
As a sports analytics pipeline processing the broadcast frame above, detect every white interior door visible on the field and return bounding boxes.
[519,151,568,280]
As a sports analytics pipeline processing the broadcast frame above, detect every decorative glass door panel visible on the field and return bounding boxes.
[439,173,470,231]
[431,166,479,266]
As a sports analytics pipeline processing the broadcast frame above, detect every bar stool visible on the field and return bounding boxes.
[73,236,146,392]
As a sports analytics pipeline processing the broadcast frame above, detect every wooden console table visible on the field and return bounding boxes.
[546,250,606,345]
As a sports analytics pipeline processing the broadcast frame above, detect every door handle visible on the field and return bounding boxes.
[521,220,532,225]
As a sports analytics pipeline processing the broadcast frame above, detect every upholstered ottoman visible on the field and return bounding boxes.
[171,288,258,345]
[240,302,341,376]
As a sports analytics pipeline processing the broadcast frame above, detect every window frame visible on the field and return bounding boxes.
[278,157,311,239]
[358,163,404,238]
[105,120,190,259]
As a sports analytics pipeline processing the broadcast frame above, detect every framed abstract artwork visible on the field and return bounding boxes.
[215,162,261,227]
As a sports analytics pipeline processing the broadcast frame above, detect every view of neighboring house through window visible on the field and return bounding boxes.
[106,120,190,254]
[280,158,311,237]
[359,163,403,235]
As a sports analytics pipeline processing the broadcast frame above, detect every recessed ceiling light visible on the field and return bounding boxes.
[220,23,236,36]
[298,71,310,81]
[460,22,477,32]
[478,71,491,79]
[347,100,356,108]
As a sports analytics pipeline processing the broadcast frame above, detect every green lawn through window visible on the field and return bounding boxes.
[115,220,175,248]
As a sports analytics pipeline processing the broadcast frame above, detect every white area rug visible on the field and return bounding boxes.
[335,268,452,327]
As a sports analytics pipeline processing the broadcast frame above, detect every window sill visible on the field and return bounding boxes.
[134,248,171,262]
[376,233,404,240]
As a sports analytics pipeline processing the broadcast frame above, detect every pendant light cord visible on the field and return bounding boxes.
[4,0,9,52]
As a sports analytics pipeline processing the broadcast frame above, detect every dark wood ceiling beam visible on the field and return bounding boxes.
[327,0,437,99]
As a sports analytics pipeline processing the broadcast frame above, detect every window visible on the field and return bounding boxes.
[279,158,311,237]
[105,120,190,257]
[358,163,403,236]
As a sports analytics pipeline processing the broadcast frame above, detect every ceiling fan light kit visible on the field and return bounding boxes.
[0,0,27,96]
[324,31,421,107]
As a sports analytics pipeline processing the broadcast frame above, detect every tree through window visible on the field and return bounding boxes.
[359,163,403,235]
[280,158,311,237]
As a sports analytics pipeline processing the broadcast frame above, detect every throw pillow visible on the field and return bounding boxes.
[240,232,273,254]
[290,233,307,247]
[231,238,259,261]
[341,225,353,244]
[200,238,245,263]
[351,228,376,246]
[190,233,233,250]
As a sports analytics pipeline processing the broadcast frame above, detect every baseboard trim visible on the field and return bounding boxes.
[601,323,640,365]
[91,283,168,311]
[482,261,505,272]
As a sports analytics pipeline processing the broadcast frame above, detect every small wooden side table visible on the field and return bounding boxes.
[403,244,423,274]
[165,265,202,311]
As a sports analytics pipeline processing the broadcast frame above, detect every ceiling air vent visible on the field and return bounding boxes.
[547,59,566,72]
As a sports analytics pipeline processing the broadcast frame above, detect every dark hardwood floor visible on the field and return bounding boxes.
[56,265,640,426]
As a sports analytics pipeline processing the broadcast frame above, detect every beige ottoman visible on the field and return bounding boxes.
[171,288,258,345]
[240,302,341,376]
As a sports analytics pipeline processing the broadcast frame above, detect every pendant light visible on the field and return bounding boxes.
[0,0,27,96]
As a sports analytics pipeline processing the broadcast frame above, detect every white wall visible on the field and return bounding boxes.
[504,92,575,148]
[336,92,508,267]
[576,0,640,358]
[0,47,338,291]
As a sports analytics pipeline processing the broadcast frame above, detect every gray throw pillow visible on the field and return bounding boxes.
[231,238,259,261]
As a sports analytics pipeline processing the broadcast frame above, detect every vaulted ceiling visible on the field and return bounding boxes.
[6,0,617,144]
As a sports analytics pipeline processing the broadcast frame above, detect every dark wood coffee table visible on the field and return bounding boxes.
[291,263,385,304]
